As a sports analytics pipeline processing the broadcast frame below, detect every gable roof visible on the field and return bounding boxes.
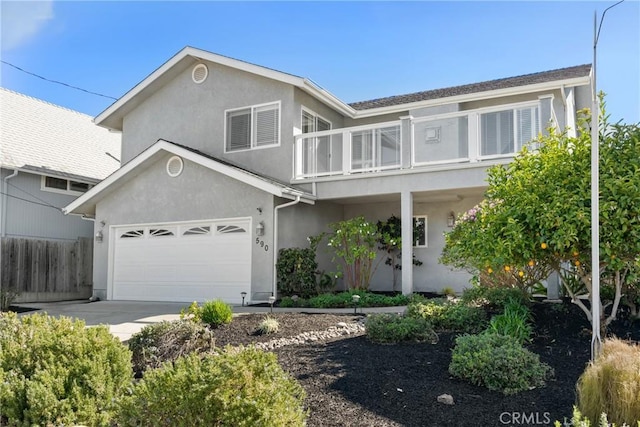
[349,64,592,110]
[94,45,592,130]
[0,88,121,182]
[63,139,315,216]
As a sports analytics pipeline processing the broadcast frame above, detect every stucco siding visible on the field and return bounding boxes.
[342,193,483,294]
[121,60,296,183]
[92,154,275,301]
[1,169,93,240]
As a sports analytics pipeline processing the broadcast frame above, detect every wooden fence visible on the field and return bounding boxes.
[1,237,93,302]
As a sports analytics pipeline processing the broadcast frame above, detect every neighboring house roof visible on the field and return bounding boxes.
[94,46,592,131]
[349,64,592,110]
[63,139,315,216]
[0,88,121,182]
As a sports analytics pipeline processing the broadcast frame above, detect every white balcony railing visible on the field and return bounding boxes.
[294,100,546,180]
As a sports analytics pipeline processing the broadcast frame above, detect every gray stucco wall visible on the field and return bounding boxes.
[342,192,483,294]
[92,154,275,301]
[121,60,297,184]
[1,169,93,240]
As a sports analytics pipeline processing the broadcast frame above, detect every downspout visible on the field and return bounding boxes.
[272,195,301,298]
[2,169,18,238]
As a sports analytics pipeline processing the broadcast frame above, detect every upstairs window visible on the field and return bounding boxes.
[302,109,331,134]
[480,105,540,156]
[225,101,280,152]
[42,176,93,195]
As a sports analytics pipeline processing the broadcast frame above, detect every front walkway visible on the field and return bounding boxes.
[15,300,406,341]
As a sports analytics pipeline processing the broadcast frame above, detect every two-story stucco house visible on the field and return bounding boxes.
[64,46,591,304]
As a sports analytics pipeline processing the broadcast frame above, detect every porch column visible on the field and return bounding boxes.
[401,190,413,295]
[399,115,413,169]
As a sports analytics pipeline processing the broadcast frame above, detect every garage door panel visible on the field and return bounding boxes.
[112,220,251,303]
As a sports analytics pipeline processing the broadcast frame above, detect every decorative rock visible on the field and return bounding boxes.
[337,322,348,328]
[437,394,455,405]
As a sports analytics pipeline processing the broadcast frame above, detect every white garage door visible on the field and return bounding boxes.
[112,219,251,304]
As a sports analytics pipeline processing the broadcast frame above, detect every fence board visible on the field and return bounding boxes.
[0,237,93,302]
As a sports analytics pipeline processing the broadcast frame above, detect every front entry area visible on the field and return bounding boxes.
[110,218,251,303]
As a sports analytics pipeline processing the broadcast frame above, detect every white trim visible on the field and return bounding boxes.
[63,139,315,215]
[93,45,590,131]
[224,101,281,153]
[301,106,333,132]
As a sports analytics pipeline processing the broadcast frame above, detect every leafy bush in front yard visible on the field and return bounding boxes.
[128,320,216,376]
[449,333,553,395]
[485,299,533,344]
[365,313,438,344]
[201,299,233,326]
[460,285,530,311]
[0,312,132,426]
[116,347,307,427]
[406,299,487,333]
[576,338,640,426]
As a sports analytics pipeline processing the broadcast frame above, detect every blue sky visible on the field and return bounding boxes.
[1,1,638,123]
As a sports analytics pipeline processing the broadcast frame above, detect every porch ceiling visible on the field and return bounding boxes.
[327,187,486,205]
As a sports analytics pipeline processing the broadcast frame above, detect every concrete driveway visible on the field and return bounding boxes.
[15,300,406,341]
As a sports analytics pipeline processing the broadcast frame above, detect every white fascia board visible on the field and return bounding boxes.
[301,79,356,117]
[351,76,592,119]
[95,47,307,130]
[63,140,314,215]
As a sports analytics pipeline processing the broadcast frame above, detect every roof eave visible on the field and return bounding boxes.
[94,47,308,131]
[351,75,592,119]
[63,140,315,215]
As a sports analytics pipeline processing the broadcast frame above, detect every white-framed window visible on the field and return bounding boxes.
[41,176,93,195]
[302,108,331,134]
[225,101,281,152]
[480,104,540,157]
[413,215,427,248]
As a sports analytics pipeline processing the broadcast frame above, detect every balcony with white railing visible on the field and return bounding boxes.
[293,100,546,180]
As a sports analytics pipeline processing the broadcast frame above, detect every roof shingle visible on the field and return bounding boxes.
[349,64,592,110]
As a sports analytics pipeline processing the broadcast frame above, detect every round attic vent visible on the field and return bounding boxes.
[166,156,184,177]
[192,63,208,84]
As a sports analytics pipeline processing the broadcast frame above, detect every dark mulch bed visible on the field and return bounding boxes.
[210,303,640,427]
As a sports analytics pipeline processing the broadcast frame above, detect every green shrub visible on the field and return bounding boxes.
[255,316,280,335]
[406,299,487,333]
[365,313,438,344]
[116,347,307,427]
[201,299,233,327]
[0,312,132,426]
[279,296,296,307]
[555,407,640,427]
[449,333,553,395]
[461,286,530,310]
[128,320,216,376]
[305,290,410,308]
[486,300,533,344]
[179,300,202,322]
[576,338,640,426]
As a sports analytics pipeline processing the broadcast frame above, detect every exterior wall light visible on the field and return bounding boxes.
[256,221,265,236]
[95,230,103,243]
[447,212,456,228]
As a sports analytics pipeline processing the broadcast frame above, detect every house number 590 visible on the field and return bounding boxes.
[255,238,269,252]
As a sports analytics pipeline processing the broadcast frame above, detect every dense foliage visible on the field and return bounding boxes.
[128,320,215,376]
[279,290,413,309]
[0,312,132,426]
[365,313,438,344]
[117,347,307,427]
[327,216,382,289]
[276,234,334,297]
[441,102,640,331]
[406,298,488,333]
[449,333,553,395]
[376,214,423,291]
[181,299,233,327]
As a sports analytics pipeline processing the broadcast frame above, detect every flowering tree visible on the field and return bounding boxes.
[327,216,382,290]
[441,102,640,332]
